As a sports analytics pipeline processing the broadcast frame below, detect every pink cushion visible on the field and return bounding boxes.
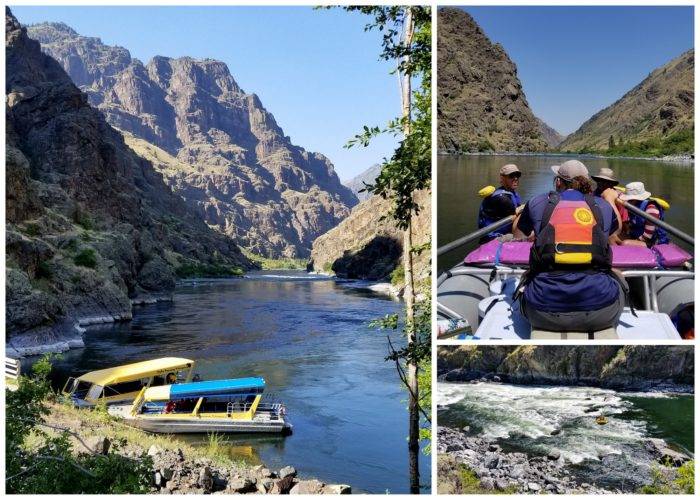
[465,240,668,268]
[464,239,500,264]
[611,245,657,268]
[498,242,532,264]
[653,243,692,267]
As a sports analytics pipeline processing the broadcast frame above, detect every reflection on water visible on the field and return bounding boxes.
[438,154,694,269]
[33,271,430,493]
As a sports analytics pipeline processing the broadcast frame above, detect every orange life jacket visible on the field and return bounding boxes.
[530,192,612,272]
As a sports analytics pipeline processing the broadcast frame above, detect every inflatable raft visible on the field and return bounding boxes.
[437,240,693,340]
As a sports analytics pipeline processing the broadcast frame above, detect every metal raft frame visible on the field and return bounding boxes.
[437,265,694,320]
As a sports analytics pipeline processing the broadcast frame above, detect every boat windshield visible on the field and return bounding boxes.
[70,380,93,400]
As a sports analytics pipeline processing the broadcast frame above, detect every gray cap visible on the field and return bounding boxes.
[499,163,521,176]
[551,160,589,181]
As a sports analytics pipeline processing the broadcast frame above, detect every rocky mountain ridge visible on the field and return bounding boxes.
[343,164,382,202]
[437,8,548,153]
[438,346,693,391]
[6,8,250,356]
[27,21,358,258]
[558,50,694,152]
[536,117,565,148]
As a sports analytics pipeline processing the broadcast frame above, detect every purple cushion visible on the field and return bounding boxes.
[611,245,657,268]
[499,242,532,264]
[465,240,664,268]
[653,243,692,267]
[464,239,500,264]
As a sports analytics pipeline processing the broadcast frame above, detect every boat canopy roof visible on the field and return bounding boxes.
[142,377,266,401]
[76,357,194,386]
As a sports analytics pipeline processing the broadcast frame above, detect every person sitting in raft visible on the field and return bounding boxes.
[512,160,626,333]
[477,163,522,242]
[619,181,669,247]
[591,167,626,244]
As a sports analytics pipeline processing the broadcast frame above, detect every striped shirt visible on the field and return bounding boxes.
[642,203,661,242]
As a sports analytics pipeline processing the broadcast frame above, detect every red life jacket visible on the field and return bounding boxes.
[530,192,612,272]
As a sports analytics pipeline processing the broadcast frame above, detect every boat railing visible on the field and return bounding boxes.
[438,265,694,317]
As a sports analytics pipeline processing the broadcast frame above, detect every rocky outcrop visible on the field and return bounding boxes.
[535,117,565,148]
[6,8,250,356]
[343,164,382,202]
[437,427,689,494]
[27,22,358,258]
[437,8,548,153]
[437,346,694,391]
[559,50,694,152]
[309,190,431,281]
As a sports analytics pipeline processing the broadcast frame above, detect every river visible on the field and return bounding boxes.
[438,381,694,490]
[438,154,694,270]
[32,271,430,494]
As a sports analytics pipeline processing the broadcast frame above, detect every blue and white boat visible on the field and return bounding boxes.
[108,377,292,434]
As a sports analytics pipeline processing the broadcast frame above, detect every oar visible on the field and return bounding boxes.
[619,200,694,246]
[437,214,515,257]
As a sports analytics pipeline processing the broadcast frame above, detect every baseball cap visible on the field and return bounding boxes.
[499,164,521,176]
[551,160,589,181]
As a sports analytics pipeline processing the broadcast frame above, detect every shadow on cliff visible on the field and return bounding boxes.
[330,235,402,280]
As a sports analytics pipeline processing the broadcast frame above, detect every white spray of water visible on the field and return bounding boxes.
[438,382,650,464]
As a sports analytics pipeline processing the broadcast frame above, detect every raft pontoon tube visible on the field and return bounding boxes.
[438,241,693,340]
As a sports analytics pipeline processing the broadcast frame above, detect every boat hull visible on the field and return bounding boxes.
[122,418,292,435]
[108,405,292,435]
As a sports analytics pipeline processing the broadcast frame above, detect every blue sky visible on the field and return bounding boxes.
[12,6,400,180]
[462,6,694,135]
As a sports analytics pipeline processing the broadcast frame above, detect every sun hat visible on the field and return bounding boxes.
[619,181,651,201]
[551,160,589,181]
[591,167,619,185]
[499,164,521,176]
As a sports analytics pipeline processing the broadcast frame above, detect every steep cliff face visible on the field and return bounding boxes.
[309,190,431,281]
[437,346,694,390]
[27,22,358,258]
[559,50,694,152]
[437,8,548,153]
[6,9,250,355]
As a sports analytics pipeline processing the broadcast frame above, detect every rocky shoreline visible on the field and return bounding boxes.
[42,402,351,495]
[437,151,694,164]
[437,346,695,393]
[6,294,173,358]
[437,425,690,495]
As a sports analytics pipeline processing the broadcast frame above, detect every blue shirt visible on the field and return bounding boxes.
[517,190,620,312]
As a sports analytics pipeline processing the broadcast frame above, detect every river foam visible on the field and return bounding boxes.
[438,382,650,464]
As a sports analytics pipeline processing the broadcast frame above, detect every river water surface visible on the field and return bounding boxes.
[438,155,694,270]
[35,271,430,493]
[438,381,694,490]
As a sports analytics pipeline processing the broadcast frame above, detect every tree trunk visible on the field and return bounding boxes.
[400,7,420,495]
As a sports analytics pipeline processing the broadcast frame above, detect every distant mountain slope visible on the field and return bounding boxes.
[28,22,358,258]
[344,164,382,202]
[6,8,250,355]
[310,190,430,282]
[536,117,565,148]
[559,50,694,152]
[437,8,548,153]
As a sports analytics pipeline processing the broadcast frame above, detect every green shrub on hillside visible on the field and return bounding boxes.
[640,460,695,494]
[390,265,405,286]
[175,261,243,279]
[73,248,97,268]
[607,128,693,157]
[6,356,153,493]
